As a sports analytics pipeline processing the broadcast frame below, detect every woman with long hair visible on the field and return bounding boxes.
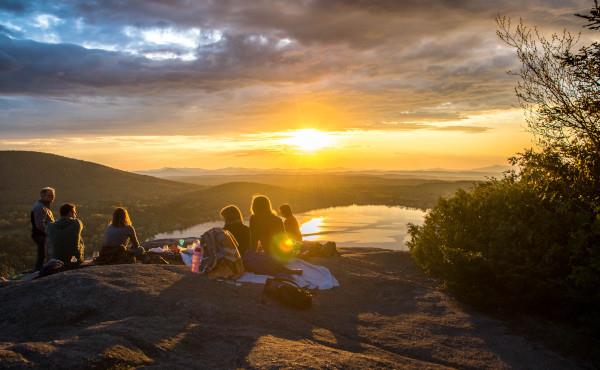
[106,207,140,246]
[96,207,143,264]
[246,195,302,275]
[249,195,285,254]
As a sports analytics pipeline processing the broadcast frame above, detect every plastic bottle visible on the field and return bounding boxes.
[191,240,203,273]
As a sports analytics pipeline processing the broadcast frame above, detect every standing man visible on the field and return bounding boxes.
[31,187,55,271]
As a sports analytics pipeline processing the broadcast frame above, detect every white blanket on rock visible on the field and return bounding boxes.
[236,259,339,290]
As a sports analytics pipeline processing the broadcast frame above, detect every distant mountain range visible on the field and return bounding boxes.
[0,151,505,207]
[136,164,512,181]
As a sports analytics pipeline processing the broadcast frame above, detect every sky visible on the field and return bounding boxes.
[0,0,594,171]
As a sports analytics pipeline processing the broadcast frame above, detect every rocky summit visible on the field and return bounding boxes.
[0,249,577,369]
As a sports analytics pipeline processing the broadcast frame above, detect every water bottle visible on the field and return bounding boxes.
[191,241,203,273]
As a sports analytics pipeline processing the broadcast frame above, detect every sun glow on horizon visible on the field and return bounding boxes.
[280,129,335,152]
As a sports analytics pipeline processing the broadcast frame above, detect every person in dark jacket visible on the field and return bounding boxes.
[249,195,285,254]
[247,195,302,275]
[30,187,55,271]
[279,204,303,242]
[46,203,84,267]
[220,205,250,255]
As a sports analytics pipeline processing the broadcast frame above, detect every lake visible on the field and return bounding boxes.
[153,205,427,251]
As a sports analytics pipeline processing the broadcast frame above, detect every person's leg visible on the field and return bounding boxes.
[130,246,147,263]
[243,251,284,275]
[243,251,301,275]
[130,246,145,258]
[32,235,46,271]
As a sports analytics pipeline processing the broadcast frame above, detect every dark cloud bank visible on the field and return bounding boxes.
[0,0,593,135]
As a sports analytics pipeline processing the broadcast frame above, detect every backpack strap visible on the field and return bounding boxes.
[269,276,303,289]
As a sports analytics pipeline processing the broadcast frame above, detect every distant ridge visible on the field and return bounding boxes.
[471,165,512,172]
[136,165,510,182]
[0,151,199,205]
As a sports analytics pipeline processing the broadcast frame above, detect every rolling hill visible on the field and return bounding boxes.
[0,151,201,206]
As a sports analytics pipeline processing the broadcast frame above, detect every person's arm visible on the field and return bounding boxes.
[75,220,84,263]
[45,223,54,257]
[283,218,289,234]
[276,216,285,234]
[241,226,251,253]
[292,217,303,241]
[45,208,55,225]
[33,205,47,234]
[249,218,259,252]
[128,225,140,248]
[284,218,298,237]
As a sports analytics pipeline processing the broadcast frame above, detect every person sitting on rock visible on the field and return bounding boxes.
[279,203,303,243]
[46,203,84,267]
[96,207,144,264]
[250,195,285,254]
[220,205,250,255]
[246,195,302,275]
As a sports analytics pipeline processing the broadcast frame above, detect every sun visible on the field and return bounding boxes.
[281,129,334,152]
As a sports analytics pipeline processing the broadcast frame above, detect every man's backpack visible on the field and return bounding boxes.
[262,277,312,310]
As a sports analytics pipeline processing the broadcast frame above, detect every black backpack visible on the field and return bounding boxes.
[263,277,313,310]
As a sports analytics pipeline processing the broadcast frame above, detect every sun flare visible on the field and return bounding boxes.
[281,129,334,152]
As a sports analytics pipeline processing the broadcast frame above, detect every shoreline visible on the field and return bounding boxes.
[152,203,427,242]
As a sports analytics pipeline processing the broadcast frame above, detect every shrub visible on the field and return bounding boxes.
[408,0,600,322]
[408,172,600,317]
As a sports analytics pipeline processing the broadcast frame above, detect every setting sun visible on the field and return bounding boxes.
[280,129,335,152]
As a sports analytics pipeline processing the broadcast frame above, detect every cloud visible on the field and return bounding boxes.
[227,148,287,157]
[0,32,341,95]
[0,0,593,137]
[0,0,30,13]
[360,121,491,133]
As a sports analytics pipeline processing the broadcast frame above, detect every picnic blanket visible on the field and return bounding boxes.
[239,259,339,290]
[181,251,338,290]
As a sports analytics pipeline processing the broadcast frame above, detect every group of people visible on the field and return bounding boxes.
[221,196,304,275]
[30,187,305,274]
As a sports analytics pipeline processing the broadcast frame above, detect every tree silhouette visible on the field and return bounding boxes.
[496,0,599,150]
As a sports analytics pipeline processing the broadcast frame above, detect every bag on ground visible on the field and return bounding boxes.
[263,276,313,310]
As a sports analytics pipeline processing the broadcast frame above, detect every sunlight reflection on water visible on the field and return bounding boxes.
[153,205,426,251]
[298,205,426,250]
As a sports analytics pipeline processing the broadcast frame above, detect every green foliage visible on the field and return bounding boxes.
[496,0,599,151]
[408,149,600,315]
